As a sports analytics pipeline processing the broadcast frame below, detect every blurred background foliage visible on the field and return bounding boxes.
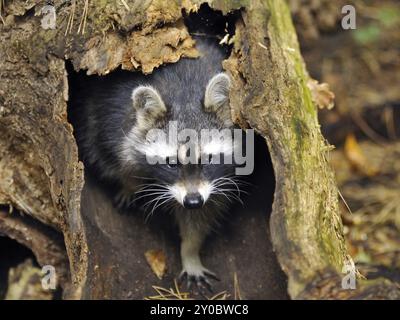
[291,0,400,282]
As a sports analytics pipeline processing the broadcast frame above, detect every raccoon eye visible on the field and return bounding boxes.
[166,156,178,169]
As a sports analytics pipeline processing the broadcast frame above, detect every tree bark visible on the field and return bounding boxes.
[0,0,398,299]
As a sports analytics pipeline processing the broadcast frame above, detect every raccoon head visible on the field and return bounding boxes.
[122,73,244,211]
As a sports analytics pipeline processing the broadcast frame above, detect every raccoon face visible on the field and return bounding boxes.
[143,141,238,210]
[122,73,243,211]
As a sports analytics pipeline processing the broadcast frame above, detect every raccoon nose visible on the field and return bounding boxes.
[183,193,204,209]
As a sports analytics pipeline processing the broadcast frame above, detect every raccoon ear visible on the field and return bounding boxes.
[204,73,233,126]
[131,86,167,119]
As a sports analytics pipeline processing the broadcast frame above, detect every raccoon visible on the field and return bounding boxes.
[71,37,246,291]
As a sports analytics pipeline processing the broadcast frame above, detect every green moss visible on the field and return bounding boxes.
[266,0,316,118]
[291,117,308,158]
[317,198,346,271]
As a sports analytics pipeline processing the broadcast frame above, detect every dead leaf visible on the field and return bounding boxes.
[145,249,167,280]
[344,134,378,176]
[307,78,335,110]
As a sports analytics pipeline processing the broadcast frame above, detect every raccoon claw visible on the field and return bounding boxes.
[179,269,219,294]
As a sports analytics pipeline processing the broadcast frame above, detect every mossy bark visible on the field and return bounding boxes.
[0,0,397,299]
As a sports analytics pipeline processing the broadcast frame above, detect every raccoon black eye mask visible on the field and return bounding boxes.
[72,36,247,292]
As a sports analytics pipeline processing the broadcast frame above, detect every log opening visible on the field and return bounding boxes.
[64,4,288,299]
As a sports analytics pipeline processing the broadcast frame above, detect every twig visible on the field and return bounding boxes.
[0,0,6,25]
[120,0,130,11]
[209,290,229,300]
[383,106,397,141]
[351,112,386,145]
[65,0,76,36]
[338,188,353,216]
[78,0,89,35]
[233,272,242,300]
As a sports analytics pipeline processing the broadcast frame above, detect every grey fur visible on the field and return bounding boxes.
[131,86,167,131]
[71,37,241,288]
[204,73,232,127]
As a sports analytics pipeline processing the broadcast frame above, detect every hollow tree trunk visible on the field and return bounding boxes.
[0,0,398,299]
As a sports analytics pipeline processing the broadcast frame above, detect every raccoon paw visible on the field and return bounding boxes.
[179,266,220,294]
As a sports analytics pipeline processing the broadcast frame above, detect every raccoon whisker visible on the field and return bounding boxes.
[135,188,166,194]
[217,177,249,185]
[234,179,253,186]
[227,195,243,206]
[213,177,242,195]
[215,188,240,193]
[143,183,170,188]
[230,179,254,188]
[131,191,169,203]
[164,201,178,213]
[129,174,156,181]
[228,195,244,206]
[211,190,234,203]
[135,184,169,190]
[135,183,170,190]
[151,196,175,215]
[133,186,170,198]
[145,194,174,222]
[217,187,249,196]
[217,187,243,196]
[208,197,229,209]
[215,174,242,181]
[130,194,160,207]
[216,175,251,186]
[213,190,244,206]
[212,182,242,198]
[134,188,169,195]
[143,198,169,221]
[211,180,235,189]
[211,186,229,200]
[143,193,171,209]
[212,181,242,190]
[134,185,171,195]
[212,180,235,186]
[142,188,175,207]
[208,198,219,206]
[212,176,240,186]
